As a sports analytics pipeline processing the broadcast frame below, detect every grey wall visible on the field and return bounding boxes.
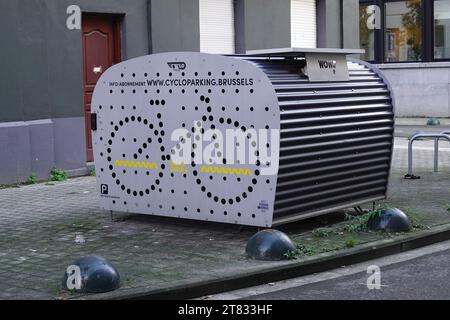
[0,122,31,183]
[317,0,341,48]
[317,0,359,49]
[342,0,360,49]
[150,0,200,53]
[234,0,246,54]
[0,0,149,123]
[0,0,149,183]
[378,64,450,118]
[243,0,291,51]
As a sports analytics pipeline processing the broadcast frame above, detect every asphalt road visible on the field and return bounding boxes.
[248,249,450,300]
[203,240,450,300]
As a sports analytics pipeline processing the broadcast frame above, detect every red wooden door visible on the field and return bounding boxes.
[82,14,121,162]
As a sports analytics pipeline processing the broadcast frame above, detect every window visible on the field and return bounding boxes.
[199,0,235,54]
[291,0,317,48]
[384,0,423,62]
[434,0,450,59]
[359,0,436,63]
[360,4,377,60]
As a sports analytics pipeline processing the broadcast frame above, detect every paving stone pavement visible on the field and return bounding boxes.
[0,137,449,299]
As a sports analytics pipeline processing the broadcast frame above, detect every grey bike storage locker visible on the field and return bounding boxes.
[91,48,394,227]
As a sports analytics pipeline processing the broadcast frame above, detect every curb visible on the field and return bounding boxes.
[86,223,450,300]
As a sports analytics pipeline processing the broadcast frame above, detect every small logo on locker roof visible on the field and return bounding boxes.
[100,184,109,195]
[167,62,186,71]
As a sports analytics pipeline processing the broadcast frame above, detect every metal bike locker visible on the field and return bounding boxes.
[91,48,395,227]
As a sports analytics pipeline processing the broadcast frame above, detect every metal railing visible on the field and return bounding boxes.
[405,132,450,179]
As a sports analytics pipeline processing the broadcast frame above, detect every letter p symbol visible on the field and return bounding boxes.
[101,184,108,195]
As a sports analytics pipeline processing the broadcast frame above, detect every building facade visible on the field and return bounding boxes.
[359,0,450,118]
[0,0,360,184]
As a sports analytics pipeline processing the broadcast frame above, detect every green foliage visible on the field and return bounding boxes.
[284,205,432,260]
[89,167,96,176]
[404,208,426,230]
[284,244,316,260]
[26,172,37,184]
[49,168,68,182]
[345,206,426,233]
[0,183,21,189]
[311,227,333,238]
[343,213,368,233]
[344,208,384,233]
[345,238,357,248]
[285,237,359,260]
[401,0,422,60]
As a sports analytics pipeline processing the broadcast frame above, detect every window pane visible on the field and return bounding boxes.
[385,0,422,62]
[434,0,450,59]
[360,5,376,61]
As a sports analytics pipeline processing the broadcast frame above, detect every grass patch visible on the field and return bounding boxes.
[286,206,428,260]
[345,238,357,248]
[0,168,69,188]
[49,168,68,182]
[404,208,427,230]
[311,227,334,238]
[89,167,96,177]
[26,172,37,185]
[285,237,357,260]
[343,213,368,233]
[284,244,316,259]
[0,183,21,189]
[0,173,38,189]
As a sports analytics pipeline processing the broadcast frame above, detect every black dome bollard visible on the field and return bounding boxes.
[62,255,120,293]
[246,229,295,261]
[367,208,411,232]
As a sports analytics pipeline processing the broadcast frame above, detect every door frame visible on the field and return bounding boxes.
[81,12,123,162]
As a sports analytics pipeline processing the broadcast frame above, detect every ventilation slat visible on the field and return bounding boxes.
[279,95,391,108]
[276,172,388,200]
[276,164,389,190]
[277,88,390,100]
[274,182,387,210]
[278,152,391,175]
[242,57,394,223]
[280,119,394,137]
[275,82,386,92]
[280,113,393,128]
[273,187,386,216]
[281,104,392,118]
[280,127,393,146]
[277,157,391,182]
